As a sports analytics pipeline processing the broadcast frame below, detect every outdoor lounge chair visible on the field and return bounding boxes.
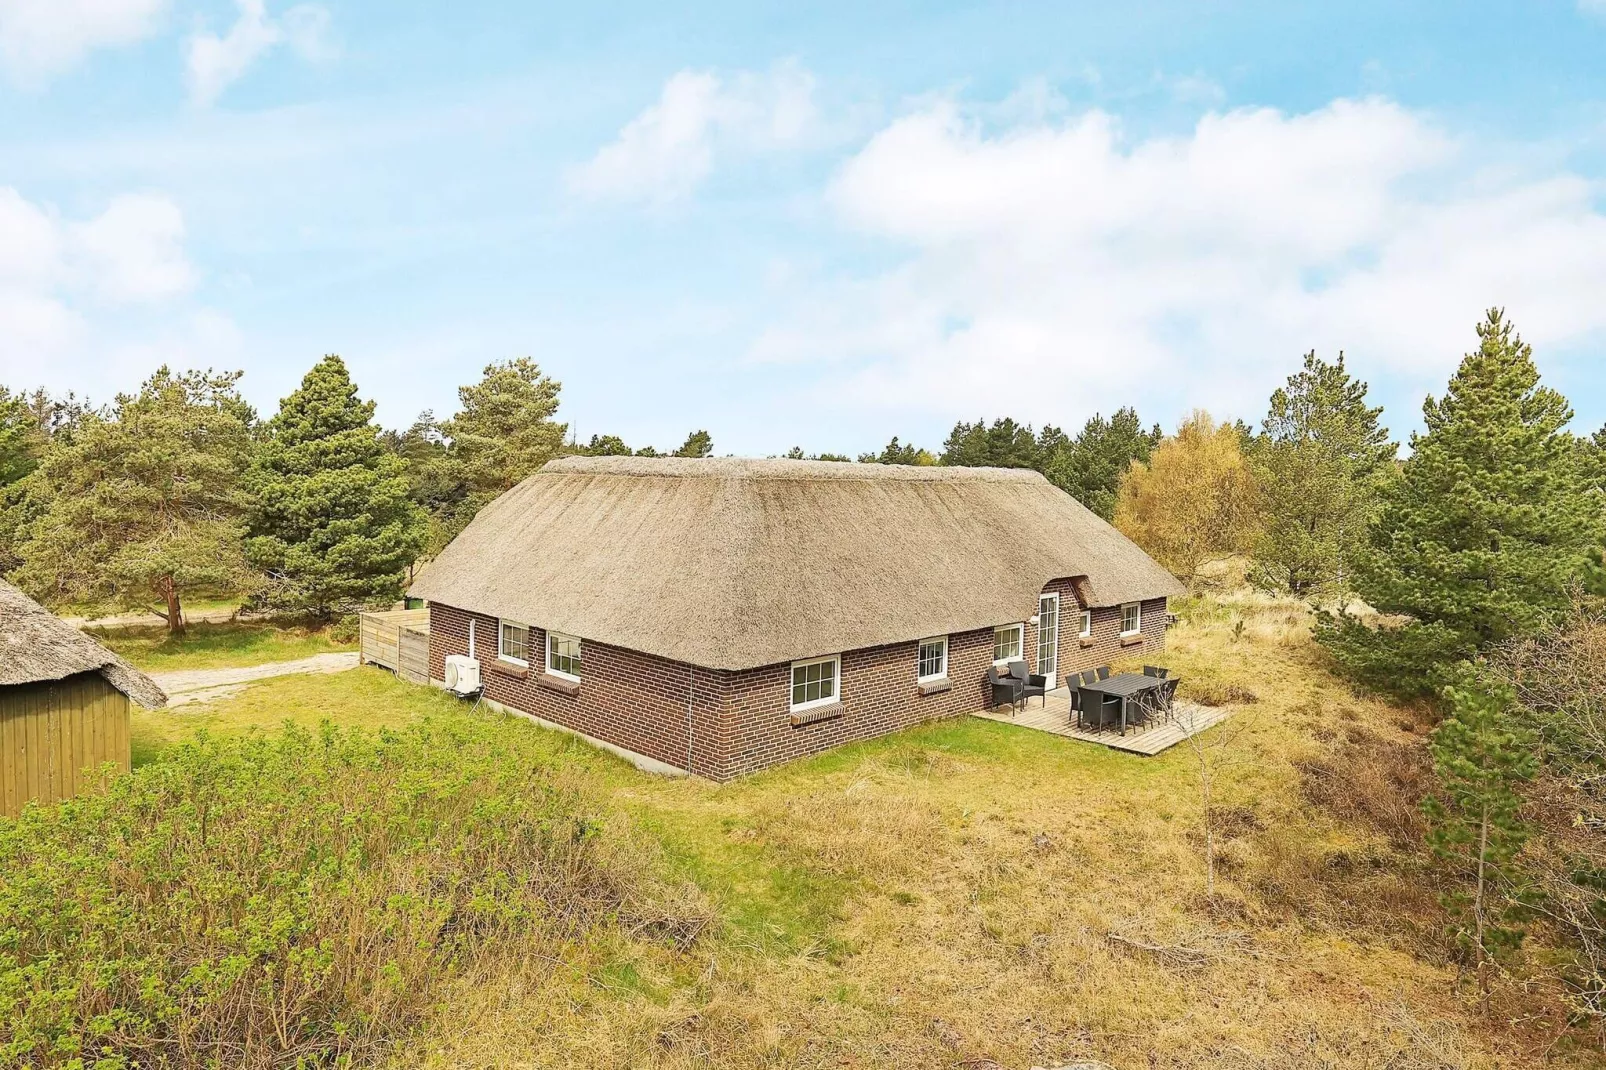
[1008,660,1048,707]
[987,665,1023,712]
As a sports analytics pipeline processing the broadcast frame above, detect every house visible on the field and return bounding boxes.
[409,456,1185,780]
[0,579,166,815]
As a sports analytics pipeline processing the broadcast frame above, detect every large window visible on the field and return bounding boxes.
[791,655,840,710]
[917,636,948,682]
[993,623,1023,664]
[1079,609,1092,637]
[547,631,582,680]
[1120,602,1142,636]
[498,619,529,665]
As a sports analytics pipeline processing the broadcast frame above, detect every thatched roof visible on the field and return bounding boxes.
[0,580,167,708]
[410,456,1185,671]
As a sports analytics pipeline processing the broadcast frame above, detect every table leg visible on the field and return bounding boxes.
[1120,696,1127,736]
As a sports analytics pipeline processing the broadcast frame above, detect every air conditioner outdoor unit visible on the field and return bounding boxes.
[444,654,481,696]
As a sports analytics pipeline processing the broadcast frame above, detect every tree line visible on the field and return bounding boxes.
[0,355,718,633]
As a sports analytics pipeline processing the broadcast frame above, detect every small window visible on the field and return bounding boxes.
[1079,609,1092,637]
[547,631,582,680]
[791,655,840,710]
[498,619,529,665]
[993,623,1023,664]
[1120,602,1141,636]
[917,636,948,682]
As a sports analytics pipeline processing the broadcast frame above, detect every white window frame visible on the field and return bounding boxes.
[497,618,529,667]
[916,636,948,682]
[546,631,582,681]
[790,654,841,712]
[1079,608,1092,638]
[993,623,1024,665]
[1120,602,1142,637]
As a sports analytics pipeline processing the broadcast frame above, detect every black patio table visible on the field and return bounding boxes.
[1078,673,1162,735]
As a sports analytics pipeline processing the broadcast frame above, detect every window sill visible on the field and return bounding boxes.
[1078,638,1096,648]
[789,702,844,727]
[488,660,529,680]
[537,672,580,696]
[917,677,951,696]
[1120,634,1144,647]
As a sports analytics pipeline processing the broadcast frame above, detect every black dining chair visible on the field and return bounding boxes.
[1065,675,1082,715]
[1080,670,1098,686]
[1078,687,1120,732]
[1143,665,1161,677]
[1096,666,1112,681]
[1009,660,1048,707]
[987,665,1023,713]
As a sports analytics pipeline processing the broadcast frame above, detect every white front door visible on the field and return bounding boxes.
[1038,593,1059,685]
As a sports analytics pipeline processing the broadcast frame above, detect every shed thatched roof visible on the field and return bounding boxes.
[410,456,1184,671]
[0,580,167,708]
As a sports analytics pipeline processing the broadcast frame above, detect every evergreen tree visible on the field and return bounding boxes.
[858,436,937,465]
[673,430,713,458]
[441,357,566,502]
[1319,310,1597,697]
[1044,407,1163,520]
[14,368,255,633]
[1250,352,1397,597]
[247,356,426,617]
[940,417,1042,468]
[577,433,633,456]
[1424,669,1539,1002]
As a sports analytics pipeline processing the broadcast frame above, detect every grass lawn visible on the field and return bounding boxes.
[97,620,356,672]
[125,595,1586,1069]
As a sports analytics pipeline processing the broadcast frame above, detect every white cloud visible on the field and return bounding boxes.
[186,0,332,106]
[568,61,817,203]
[752,96,1606,426]
[0,187,199,377]
[0,0,166,84]
[70,193,194,301]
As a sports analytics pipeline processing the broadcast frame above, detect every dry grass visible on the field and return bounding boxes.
[126,593,1596,1068]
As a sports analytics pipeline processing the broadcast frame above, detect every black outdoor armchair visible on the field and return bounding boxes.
[1008,660,1048,707]
[987,665,1023,712]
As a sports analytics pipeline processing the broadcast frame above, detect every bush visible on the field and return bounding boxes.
[329,612,362,645]
[1313,610,1473,701]
[0,718,695,1068]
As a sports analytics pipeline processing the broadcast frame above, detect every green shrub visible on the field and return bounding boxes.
[0,717,692,1068]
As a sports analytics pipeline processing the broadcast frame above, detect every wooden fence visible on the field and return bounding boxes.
[1,673,131,817]
[360,608,431,685]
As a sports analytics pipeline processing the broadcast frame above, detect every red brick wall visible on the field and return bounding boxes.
[428,602,731,778]
[427,585,1172,781]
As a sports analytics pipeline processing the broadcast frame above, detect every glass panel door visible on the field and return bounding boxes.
[1038,593,1058,683]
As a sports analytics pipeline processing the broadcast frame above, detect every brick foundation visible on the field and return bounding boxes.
[428,584,1172,781]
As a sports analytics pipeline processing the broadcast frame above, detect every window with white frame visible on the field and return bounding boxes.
[917,636,948,682]
[1079,609,1092,637]
[546,631,582,680]
[1120,602,1142,636]
[790,655,840,710]
[993,623,1023,664]
[498,619,529,665]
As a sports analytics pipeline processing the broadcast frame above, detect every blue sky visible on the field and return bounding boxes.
[3,1,1604,455]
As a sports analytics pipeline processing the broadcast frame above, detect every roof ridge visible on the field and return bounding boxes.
[542,456,1047,483]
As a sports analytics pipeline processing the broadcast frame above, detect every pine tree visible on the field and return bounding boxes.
[1044,407,1163,520]
[434,358,566,537]
[14,368,255,633]
[1424,668,1539,1004]
[1320,310,1597,696]
[858,436,937,465]
[940,417,1042,468]
[247,355,426,617]
[1250,352,1397,597]
[673,430,713,458]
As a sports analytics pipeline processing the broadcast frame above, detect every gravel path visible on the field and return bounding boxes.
[153,652,361,707]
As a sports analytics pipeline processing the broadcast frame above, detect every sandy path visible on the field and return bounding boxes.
[153,652,361,707]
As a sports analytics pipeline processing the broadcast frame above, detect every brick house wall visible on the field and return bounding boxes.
[427,583,1173,781]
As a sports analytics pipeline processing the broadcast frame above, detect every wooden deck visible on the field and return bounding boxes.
[972,688,1232,755]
